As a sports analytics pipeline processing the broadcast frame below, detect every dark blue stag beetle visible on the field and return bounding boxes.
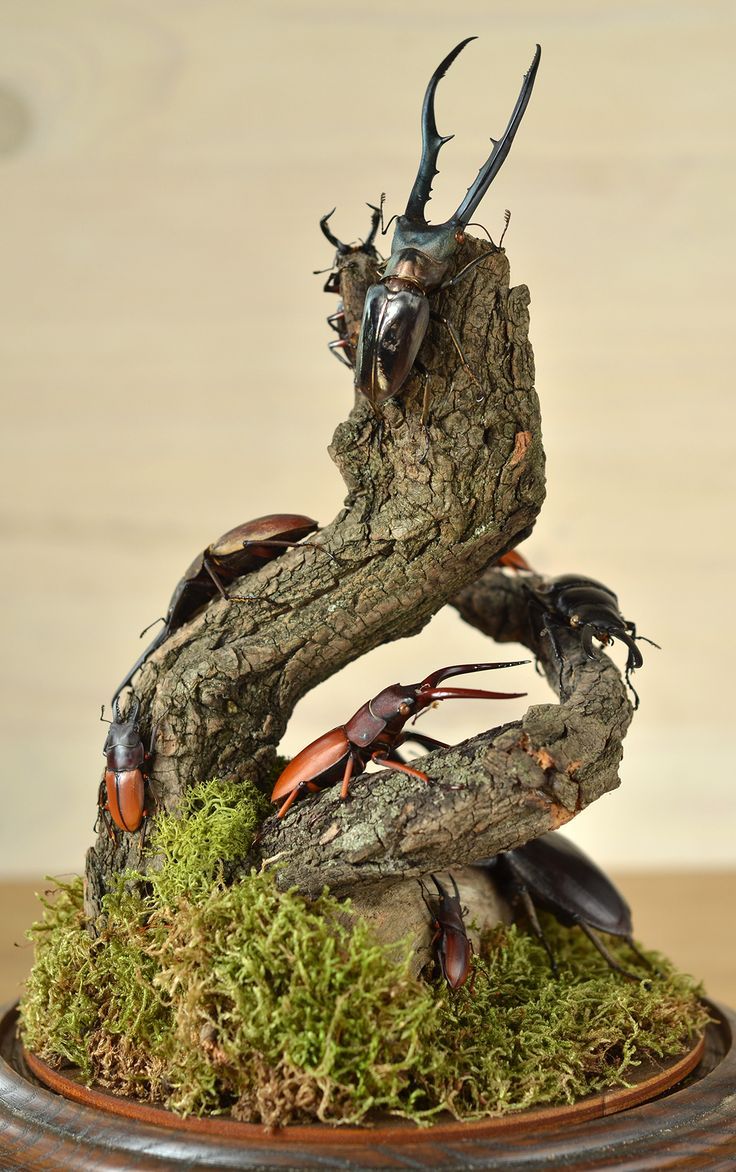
[355,38,541,415]
[477,832,657,981]
[528,574,659,709]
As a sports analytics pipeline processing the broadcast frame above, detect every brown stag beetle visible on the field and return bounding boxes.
[354,38,541,416]
[318,205,381,369]
[113,513,319,704]
[271,660,528,818]
[527,574,659,709]
[421,874,473,991]
[476,832,656,981]
[96,693,154,839]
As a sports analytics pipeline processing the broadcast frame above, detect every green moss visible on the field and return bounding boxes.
[19,782,711,1126]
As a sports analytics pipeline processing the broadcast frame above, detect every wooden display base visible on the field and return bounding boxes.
[1,1001,735,1170]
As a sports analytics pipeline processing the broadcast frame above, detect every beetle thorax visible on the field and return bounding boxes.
[383,236,456,293]
[344,685,417,746]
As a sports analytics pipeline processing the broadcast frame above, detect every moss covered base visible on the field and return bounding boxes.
[20,782,709,1129]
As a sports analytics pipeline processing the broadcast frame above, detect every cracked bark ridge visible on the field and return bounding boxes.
[85,236,544,920]
[256,567,634,896]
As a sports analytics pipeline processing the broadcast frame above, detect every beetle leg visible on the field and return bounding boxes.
[340,754,355,800]
[203,557,275,606]
[624,935,662,977]
[540,612,566,697]
[402,731,450,753]
[438,249,495,292]
[328,338,354,367]
[578,924,642,981]
[429,311,485,403]
[276,781,319,819]
[371,752,429,783]
[516,886,559,976]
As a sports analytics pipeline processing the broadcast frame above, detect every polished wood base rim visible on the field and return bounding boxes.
[22,1027,705,1143]
[2,1000,735,1170]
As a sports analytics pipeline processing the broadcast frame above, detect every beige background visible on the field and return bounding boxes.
[0,0,734,880]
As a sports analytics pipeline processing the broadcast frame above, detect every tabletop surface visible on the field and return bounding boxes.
[3,871,734,1009]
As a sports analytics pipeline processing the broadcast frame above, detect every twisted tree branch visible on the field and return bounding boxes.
[86,237,546,918]
[255,568,634,896]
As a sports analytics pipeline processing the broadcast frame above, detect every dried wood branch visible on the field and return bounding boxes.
[86,237,546,918]
[255,568,634,896]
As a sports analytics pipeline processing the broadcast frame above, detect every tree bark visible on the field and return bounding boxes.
[86,236,548,919]
[255,568,634,896]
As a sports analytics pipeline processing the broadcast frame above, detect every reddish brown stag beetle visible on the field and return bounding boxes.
[354,38,541,415]
[271,660,527,818]
[113,514,319,704]
[96,693,154,838]
[318,205,381,369]
[421,874,473,991]
[476,832,656,981]
[526,574,659,709]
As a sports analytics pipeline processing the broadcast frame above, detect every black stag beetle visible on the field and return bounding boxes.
[476,832,656,981]
[318,205,381,369]
[420,874,474,991]
[354,38,541,417]
[112,513,319,704]
[526,573,659,709]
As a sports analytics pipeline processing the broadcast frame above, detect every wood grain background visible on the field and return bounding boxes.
[0,1,733,885]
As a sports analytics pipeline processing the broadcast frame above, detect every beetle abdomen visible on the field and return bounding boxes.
[271,727,352,803]
[355,284,430,405]
[105,769,145,832]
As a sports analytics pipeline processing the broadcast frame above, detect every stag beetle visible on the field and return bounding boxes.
[319,206,381,369]
[97,694,153,838]
[354,38,541,414]
[421,874,473,991]
[527,574,658,709]
[271,660,527,818]
[477,832,655,981]
[113,513,319,703]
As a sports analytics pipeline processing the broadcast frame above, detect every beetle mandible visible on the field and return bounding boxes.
[476,832,656,981]
[526,573,658,709]
[113,513,320,704]
[97,693,153,838]
[354,38,541,416]
[421,873,474,991]
[271,660,528,818]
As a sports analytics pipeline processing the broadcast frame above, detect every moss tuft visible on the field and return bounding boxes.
[19,783,710,1127]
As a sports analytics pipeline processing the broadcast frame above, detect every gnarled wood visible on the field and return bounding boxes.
[85,238,545,918]
[255,569,633,896]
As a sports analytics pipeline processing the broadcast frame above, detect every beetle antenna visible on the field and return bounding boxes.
[453,45,541,229]
[378,192,399,237]
[404,38,475,226]
[499,209,512,249]
[99,704,111,725]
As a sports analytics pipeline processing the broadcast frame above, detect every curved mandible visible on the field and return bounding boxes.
[453,44,541,228]
[403,37,476,225]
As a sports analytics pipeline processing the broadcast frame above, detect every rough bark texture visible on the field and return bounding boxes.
[86,235,551,921]
[256,568,634,897]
